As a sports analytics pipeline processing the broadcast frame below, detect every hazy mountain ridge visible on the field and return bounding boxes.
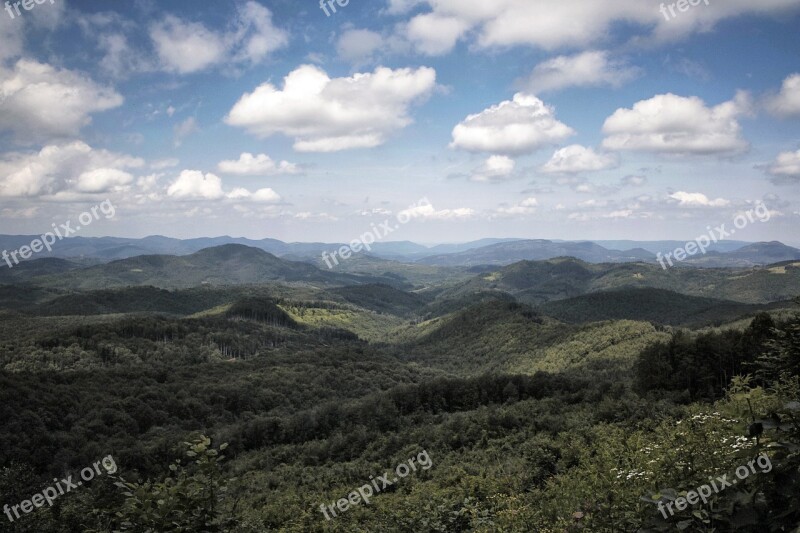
[2,235,798,268]
[13,244,393,290]
[4,244,800,305]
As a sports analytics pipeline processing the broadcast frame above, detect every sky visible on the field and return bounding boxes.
[0,0,799,245]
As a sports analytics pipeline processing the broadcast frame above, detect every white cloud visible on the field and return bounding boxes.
[166,170,282,203]
[360,208,393,216]
[167,171,225,200]
[403,13,471,55]
[230,1,290,65]
[0,0,64,63]
[218,153,299,176]
[767,148,800,183]
[0,60,123,144]
[228,187,282,203]
[0,142,143,198]
[394,0,800,52]
[450,93,574,155]
[336,29,384,62]
[520,51,640,93]
[669,191,730,207]
[398,203,476,220]
[766,73,800,118]
[76,168,135,193]
[541,145,618,174]
[137,173,162,193]
[97,33,156,78]
[150,2,287,74]
[150,16,228,74]
[496,197,538,215]
[226,64,436,152]
[602,92,752,155]
[294,211,337,221]
[471,155,516,182]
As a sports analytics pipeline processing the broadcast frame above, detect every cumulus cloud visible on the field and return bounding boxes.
[75,168,135,193]
[165,171,223,200]
[150,2,287,74]
[230,1,290,64]
[218,153,299,176]
[496,197,538,215]
[225,64,436,152]
[450,93,574,155]
[228,187,282,203]
[669,191,730,207]
[336,29,385,63]
[395,0,800,52]
[471,155,516,182]
[766,148,800,184]
[541,145,618,174]
[166,170,282,203]
[0,142,143,198]
[520,51,640,93]
[766,73,800,118]
[150,17,227,74]
[404,13,471,55]
[0,60,123,144]
[602,92,752,155]
[398,203,476,220]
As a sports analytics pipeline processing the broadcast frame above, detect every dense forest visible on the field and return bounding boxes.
[1,253,799,532]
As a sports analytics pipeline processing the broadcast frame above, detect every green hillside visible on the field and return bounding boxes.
[25,245,386,290]
[1,250,799,533]
[441,258,800,305]
[536,287,786,327]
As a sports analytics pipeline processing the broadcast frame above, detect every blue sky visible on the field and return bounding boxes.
[1,0,799,244]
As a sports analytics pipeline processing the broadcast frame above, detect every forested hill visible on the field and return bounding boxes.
[6,244,394,290]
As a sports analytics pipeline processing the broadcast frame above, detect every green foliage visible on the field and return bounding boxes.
[102,436,231,533]
[2,259,800,532]
[225,298,297,328]
[537,287,771,327]
[635,313,779,399]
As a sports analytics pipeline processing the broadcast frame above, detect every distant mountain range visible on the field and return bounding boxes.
[416,240,655,266]
[0,244,392,290]
[1,234,799,269]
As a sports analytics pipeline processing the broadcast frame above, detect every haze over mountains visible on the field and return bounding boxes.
[2,234,800,270]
